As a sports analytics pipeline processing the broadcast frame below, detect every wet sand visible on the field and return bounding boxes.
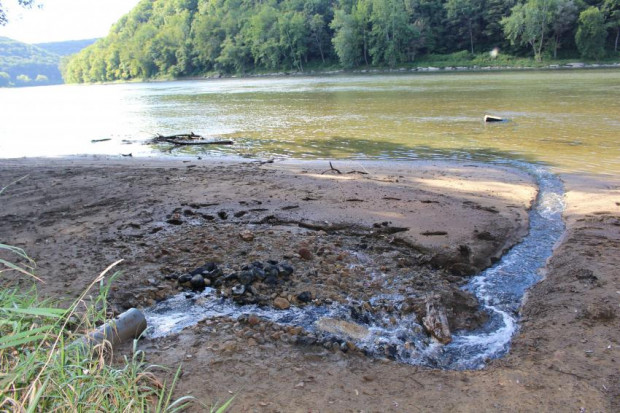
[1,157,618,411]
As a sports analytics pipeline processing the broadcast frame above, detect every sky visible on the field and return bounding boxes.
[0,0,141,44]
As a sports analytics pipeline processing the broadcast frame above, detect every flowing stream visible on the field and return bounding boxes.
[144,161,565,370]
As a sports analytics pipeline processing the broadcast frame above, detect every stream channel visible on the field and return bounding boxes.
[143,161,565,370]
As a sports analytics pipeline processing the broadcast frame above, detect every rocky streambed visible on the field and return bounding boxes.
[141,161,564,370]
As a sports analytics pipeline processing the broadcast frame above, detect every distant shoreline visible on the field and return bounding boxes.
[51,60,620,87]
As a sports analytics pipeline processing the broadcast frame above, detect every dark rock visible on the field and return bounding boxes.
[217,210,228,220]
[204,267,223,280]
[267,259,279,265]
[265,265,279,278]
[297,291,312,303]
[449,262,478,277]
[265,275,279,286]
[178,274,192,284]
[190,274,206,291]
[191,262,218,276]
[238,270,255,285]
[164,273,179,280]
[234,211,247,218]
[278,263,294,277]
[252,266,266,280]
[252,261,264,269]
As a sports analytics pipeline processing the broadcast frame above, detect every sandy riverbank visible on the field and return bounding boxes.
[1,157,618,411]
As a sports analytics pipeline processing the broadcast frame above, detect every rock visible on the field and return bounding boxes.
[238,270,255,285]
[190,262,218,276]
[297,291,312,303]
[248,314,261,326]
[190,274,206,291]
[232,284,246,295]
[422,298,452,344]
[449,262,478,277]
[217,210,228,220]
[166,212,183,225]
[178,274,192,284]
[298,247,313,260]
[264,264,279,278]
[239,230,255,241]
[273,297,290,310]
[278,263,294,277]
[252,266,266,280]
[316,318,369,340]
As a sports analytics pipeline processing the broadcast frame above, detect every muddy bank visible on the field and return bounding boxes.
[1,158,618,411]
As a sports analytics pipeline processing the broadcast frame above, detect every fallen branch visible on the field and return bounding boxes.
[152,132,233,146]
[321,162,342,175]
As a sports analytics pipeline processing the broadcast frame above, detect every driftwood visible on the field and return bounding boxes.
[321,161,369,175]
[152,132,234,146]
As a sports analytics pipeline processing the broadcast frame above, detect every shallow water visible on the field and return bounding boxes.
[144,161,565,369]
[1,70,620,175]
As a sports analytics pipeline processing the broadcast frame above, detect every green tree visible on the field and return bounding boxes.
[550,0,579,58]
[331,8,366,67]
[369,0,415,66]
[603,0,620,51]
[502,0,559,61]
[576,6,607,59]
[279,11,308,71]
[445,0,483,54]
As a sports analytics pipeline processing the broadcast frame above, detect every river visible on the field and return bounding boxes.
[1,69,619,175]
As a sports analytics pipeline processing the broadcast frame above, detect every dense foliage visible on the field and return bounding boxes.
[63,0,620,83]
[0,36,62,86]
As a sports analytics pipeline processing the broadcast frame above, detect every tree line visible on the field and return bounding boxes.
[63,0,620,83]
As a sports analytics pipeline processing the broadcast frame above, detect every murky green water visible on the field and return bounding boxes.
[1,70,619,174]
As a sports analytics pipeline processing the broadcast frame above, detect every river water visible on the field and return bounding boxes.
[1,70,620,175]
[1,70,615,368]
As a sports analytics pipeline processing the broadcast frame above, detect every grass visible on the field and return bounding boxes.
[1,178,232,412]
[0,262,196,412]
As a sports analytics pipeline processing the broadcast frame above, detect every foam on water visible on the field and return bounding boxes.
[144,161,565,370]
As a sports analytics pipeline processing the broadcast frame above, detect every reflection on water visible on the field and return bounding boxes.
[1,70,620,174]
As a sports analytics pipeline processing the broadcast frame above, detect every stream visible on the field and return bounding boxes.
[143,161,565,370]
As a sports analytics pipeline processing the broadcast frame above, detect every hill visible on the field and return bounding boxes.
[0,36,62,86]
[63,0,620,83]
[35,38,99,57]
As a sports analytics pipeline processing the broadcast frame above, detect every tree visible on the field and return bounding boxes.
[331,8,366,68]
[502,0,559,61]
[445,0,483,54]
[550,0,578,58]
[0,0,36,26]
[576,7,607,59]
[603,0,620,52]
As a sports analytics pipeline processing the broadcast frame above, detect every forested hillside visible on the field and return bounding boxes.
[35,38,98,57]
[64,0,620,83]
[0,36,62,86]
